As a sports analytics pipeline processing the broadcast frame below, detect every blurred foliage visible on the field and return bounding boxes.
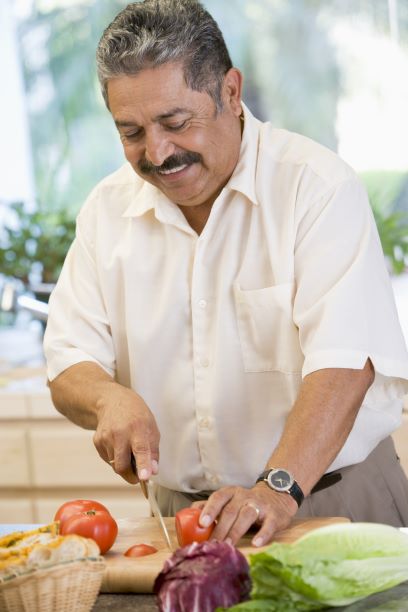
[243,0,341,150]
[0,202,76,284]
[372,208,408,275]
[10,0,408,281]
[17,0,408,211]
[17,0,344,209]
[360,171,407,215]
[361,172,408,275]
[19,0,127,212]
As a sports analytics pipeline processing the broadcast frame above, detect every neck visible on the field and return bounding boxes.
[178,201,213,235]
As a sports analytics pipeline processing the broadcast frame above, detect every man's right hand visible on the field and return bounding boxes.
[48,362,160,485]
[93,385,160,484]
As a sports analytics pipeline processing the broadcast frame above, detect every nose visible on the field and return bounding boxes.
[144,128,175,167]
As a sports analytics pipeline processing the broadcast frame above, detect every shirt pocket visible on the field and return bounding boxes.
[233,282,304,373]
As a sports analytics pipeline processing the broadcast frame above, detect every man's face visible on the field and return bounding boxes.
[107,62,243,208]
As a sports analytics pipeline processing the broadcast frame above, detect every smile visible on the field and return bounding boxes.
[158,164,188,175]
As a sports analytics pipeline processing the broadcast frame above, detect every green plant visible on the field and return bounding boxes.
[18,0,125,214]
[361,172,408,276]
[0,202,76,285]
[372,208,408,275]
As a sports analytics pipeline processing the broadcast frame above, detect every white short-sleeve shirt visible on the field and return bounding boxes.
[43,104,408,493]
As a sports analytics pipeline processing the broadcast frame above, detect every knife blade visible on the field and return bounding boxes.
[131,454,174,551]
[145,480,174,551]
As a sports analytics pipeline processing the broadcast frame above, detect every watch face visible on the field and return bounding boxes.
[267,469,294,492]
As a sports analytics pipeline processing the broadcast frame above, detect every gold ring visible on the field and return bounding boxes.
[108,459,115,464]
[245,502,260,519]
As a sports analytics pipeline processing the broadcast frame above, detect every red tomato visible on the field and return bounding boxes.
[60,510,118,554]
[54,499,110,530]
[175,507,214,547]
[124,544,158,557]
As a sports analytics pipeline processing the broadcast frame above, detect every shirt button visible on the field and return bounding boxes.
[199,417,210,429]
[198,299,207,309]
[200,357,209,367]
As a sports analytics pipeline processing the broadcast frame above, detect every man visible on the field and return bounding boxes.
[44,0,408,548]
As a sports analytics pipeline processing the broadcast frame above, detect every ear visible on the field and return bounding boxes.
[223,68,243,117]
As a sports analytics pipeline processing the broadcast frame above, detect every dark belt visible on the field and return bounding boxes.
[180,471,342,503]
[310,471,342,494]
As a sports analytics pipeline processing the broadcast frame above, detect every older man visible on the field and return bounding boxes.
[44,0,408,547]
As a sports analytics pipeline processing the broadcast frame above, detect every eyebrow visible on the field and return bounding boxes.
[114,107,189,129]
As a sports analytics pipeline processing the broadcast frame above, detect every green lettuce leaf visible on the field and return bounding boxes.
[227,523,408,610]
[217,598,314,611]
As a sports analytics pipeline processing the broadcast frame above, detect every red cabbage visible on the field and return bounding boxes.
[154,540,251,612]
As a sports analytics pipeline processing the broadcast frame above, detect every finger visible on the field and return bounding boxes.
[151,459,159,475]
[129,453,159,478]
[131,446,156,481]
[251,516,280,548]
[104,454,137,485]
[210,503,240,542]
[93,431,113,465]
[102,442,136,484]
[150,447,160,475]
[224,502,262,546]
[205,490,245,542]
[199,488,235,530]
[245,501,262,525]
[106,461,137,485]
[191,501,207,510]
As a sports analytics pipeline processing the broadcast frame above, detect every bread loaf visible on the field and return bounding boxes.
[0,523,101,582]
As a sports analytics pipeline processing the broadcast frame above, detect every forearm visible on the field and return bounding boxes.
[265,359,375,496]
[48,361,121,429]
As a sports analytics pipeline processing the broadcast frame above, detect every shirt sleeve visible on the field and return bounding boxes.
[293,176,408,392]
[43,194,116,382]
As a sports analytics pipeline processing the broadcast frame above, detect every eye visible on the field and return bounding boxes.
[165,120,187,132]
[122,130,143,141]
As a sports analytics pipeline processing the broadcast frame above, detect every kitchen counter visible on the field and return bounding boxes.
[93,582,408,611]
[1,521,408,610]
[95,594,157,611]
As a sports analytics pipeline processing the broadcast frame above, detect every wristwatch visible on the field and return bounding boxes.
[256,468,304,507]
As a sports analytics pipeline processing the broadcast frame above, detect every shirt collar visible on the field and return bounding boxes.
[122,177,174,219]
[226,102,260,206]
[122,101,261,218]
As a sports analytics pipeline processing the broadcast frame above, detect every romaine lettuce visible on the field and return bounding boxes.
[226,523,408,611]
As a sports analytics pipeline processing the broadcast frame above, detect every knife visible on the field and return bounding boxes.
[131,454,174,551]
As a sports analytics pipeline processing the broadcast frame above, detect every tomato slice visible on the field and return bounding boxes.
[124,543,158,557]
[60,509,118,554]
[175,507,214,547]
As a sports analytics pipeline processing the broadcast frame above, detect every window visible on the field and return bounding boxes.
[1,0,407,332]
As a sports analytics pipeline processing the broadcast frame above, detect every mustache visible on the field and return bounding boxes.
[138,151,202,175]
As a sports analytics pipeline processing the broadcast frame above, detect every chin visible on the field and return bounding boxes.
[164,184,206,206]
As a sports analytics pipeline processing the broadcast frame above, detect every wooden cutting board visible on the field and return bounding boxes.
[101,516,349,593]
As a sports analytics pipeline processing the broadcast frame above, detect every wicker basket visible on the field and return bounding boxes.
[0,557,105,612]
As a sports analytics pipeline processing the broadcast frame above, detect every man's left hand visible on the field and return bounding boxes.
[192,483,298,547]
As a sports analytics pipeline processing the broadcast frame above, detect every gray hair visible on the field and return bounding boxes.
[96,0,233,112]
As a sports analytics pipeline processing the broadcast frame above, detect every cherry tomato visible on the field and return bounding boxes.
[61,509,118,554]
[54,499,110,530]
[124,544,158,557]
[175,507,214,547]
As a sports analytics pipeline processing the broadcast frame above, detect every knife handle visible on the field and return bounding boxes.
[130,453,137,475]
[130,454,149,499]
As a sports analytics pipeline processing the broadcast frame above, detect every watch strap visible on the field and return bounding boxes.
[256,469,304,507]
[286,479,304,507]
